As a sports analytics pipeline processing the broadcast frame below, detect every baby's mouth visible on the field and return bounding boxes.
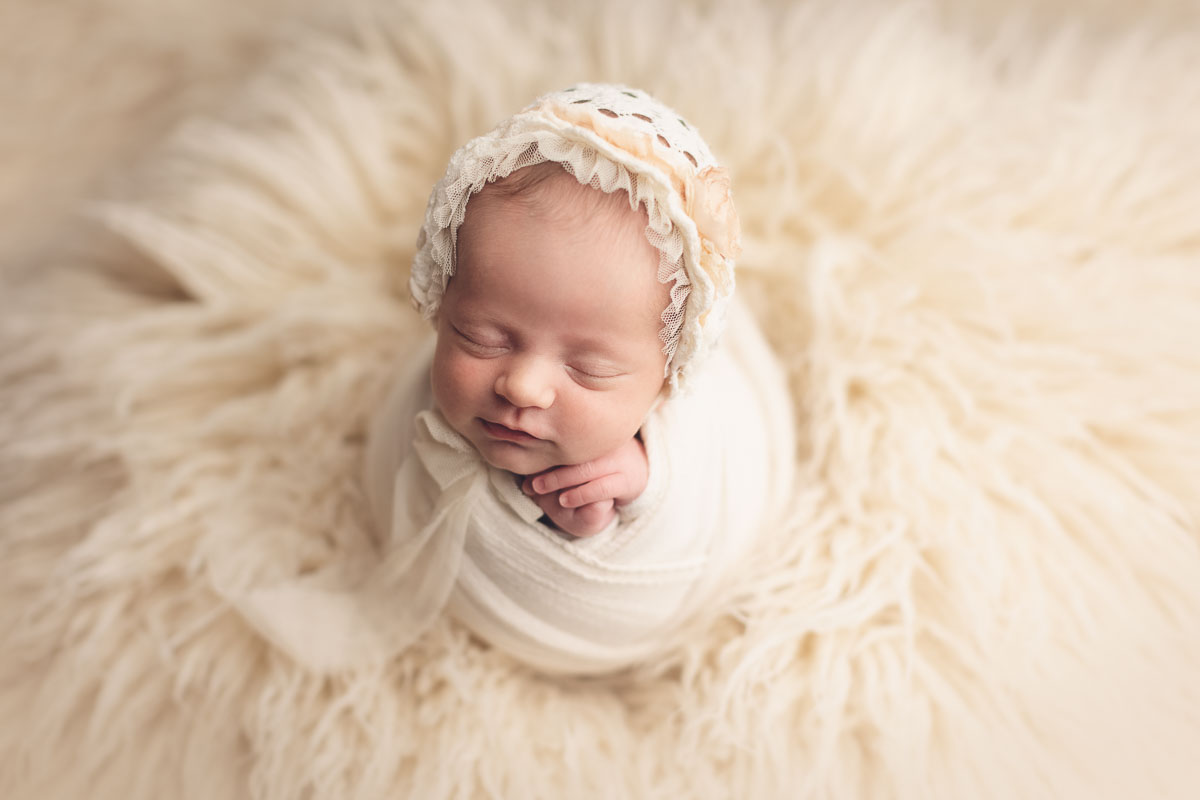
[479,418,541,443]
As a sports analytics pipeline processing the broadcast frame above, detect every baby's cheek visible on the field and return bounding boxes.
[558,402,627,464]
[433,347,489,409]
[431,347,465,408]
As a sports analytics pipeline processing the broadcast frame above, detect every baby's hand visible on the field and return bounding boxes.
[521,436,649,538]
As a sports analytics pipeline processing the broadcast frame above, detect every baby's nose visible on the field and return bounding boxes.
[494,358,555,409]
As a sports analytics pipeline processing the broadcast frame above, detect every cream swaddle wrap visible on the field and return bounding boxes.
[231,84,796,673]
[233,300,792,674]
[364,297,793,673]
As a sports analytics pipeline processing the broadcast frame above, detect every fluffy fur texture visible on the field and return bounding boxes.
[3,1,1200,798]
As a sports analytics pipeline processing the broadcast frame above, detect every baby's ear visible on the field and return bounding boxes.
[646,381,671,416]
[430,292,450,323]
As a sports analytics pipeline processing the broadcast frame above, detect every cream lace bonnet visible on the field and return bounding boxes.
[408,83,741,392]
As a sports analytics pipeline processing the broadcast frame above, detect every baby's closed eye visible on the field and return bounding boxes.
[453,325,507,355]
[566,362,626,387]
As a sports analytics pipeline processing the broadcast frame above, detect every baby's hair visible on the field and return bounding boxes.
[473,160,639,231]
[480,160,569,201]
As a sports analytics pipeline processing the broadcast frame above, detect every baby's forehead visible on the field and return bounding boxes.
[452,173,669,328]
[458,168,657,279]
[465,162,642,228]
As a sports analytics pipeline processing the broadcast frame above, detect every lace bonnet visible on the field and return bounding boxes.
[408,83,741,392]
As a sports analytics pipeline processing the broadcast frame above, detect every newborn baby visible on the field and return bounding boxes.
[434,160,669,538]
[236,84,795,674]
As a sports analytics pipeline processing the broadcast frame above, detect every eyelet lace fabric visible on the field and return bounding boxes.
[409,84,740,392]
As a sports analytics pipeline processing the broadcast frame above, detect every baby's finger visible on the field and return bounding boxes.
[532,458,614,494]
[559,473,631,509]
[527,487,563,518]
[572,499,616,537]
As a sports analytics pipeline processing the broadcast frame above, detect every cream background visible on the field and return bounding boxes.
[2,1,1199,798]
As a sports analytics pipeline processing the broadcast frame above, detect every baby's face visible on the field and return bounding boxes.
[431,176,668,476]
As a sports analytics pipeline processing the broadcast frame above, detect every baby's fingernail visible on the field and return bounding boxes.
[533,477,548,493]
[559,492,573,508]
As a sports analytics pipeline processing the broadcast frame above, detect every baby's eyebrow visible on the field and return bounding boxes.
[447,306,507,331]
[565,324,650,352]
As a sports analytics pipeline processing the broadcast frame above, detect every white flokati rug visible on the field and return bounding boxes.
[2,1,1200,798]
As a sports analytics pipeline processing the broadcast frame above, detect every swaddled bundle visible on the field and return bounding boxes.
[235,85,795,674]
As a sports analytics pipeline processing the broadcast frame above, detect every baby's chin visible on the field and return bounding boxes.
[472,437,561,476]
[473,434,620,477]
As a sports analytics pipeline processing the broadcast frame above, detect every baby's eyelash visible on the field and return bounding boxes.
[568,364,624,381]
[453,326,505,352]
